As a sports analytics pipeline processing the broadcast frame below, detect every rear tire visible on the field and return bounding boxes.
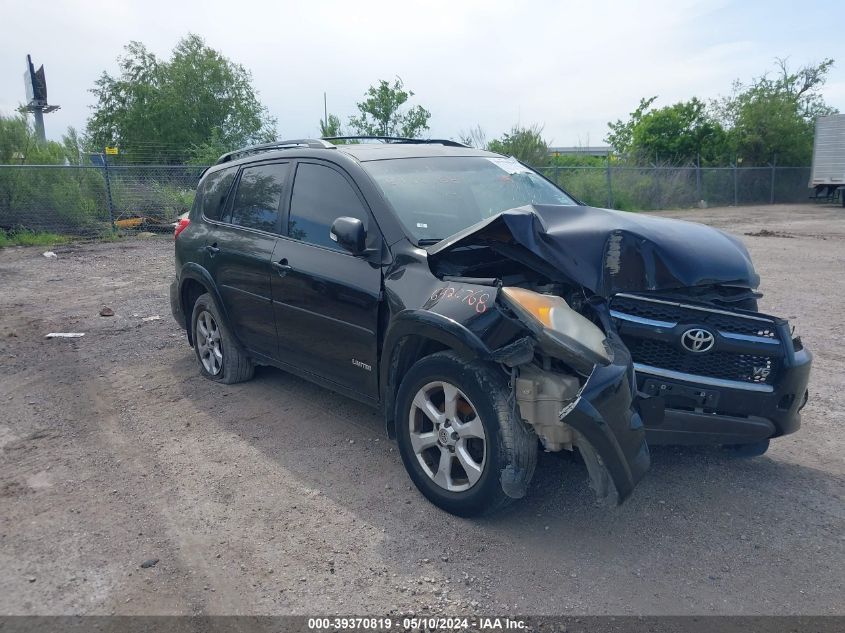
[395,351,537,517]
[191,293,254,384]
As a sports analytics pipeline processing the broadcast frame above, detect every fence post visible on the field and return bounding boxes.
[101,151,116,231]
[769,154,777,205]
[696,154,702,203]
[733,157,738,206]
[606,152,614,209]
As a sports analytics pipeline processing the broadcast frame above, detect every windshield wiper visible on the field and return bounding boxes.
[417,238,443,246]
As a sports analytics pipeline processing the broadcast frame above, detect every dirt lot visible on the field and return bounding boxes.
[0,203,843,616]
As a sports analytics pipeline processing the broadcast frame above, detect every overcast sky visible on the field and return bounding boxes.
[2,0,843,147]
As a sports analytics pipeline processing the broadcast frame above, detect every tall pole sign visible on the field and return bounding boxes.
[23,54,60,143]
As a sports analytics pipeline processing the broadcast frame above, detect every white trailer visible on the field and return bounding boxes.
[810,114,845,205]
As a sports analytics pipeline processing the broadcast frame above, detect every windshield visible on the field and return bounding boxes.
[364,156,578,243]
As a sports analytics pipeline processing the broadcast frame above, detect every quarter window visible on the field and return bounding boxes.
[200,168,237,221]
[288,163,368,249]
[229,163,289,232]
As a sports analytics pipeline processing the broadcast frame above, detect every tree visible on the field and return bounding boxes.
[458,124,487,149]
[86,34,276,164]
[609,58,838,167]
[627,98,728,165]
[487,125,549,166]
[319,114,344,138]
[1,114,77,164]
[61,127,84,164]
[348,77,431,138]
[1,115,107,233]
[719,58,837,165]
[605,97,657,157]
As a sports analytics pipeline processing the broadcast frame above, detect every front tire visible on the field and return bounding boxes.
[190,293,254,384]
[395,352,537,517]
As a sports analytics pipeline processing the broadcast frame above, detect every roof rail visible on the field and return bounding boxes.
[215,139,335,165]
[322,135,469,148]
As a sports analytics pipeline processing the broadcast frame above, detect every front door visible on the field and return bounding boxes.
[270,161,382,398]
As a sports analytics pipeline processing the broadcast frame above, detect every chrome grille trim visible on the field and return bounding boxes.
[614,293,775,323]
[609,310,677,329]
[610,308,780,344]
[719,331,780,345]
[612,308,780,346]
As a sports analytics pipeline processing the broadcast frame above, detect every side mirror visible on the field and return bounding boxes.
[330,216,366,255]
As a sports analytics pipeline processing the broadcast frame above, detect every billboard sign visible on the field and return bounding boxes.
[24,55,48,106]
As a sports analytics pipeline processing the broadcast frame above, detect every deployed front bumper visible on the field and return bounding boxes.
[563,338,651,501]
[512,332,650,502]
[636,346,811,445]
[609,293,812,446]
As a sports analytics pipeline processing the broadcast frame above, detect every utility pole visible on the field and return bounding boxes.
[323,92,328,132]
[22,55,60,143]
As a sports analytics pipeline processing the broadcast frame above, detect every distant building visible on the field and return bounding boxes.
[548,146,611,157]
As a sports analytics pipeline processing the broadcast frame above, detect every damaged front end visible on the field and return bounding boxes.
[495,289,651,504]
[418,201,790,502]
[412,208,662,504]
[402,282,649,504]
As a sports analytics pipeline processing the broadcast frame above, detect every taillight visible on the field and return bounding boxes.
[174,217,190,239]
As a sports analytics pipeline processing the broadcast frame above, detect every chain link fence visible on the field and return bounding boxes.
[0,164,205,236]
[0,162,815,237]
[536,165,813,210]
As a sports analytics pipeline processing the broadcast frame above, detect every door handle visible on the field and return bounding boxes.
[206,243,220,255]
[272,258,292,276]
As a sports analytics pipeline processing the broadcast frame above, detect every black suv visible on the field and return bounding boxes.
[170,137,811,515]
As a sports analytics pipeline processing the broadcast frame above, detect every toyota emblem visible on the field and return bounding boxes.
[681,328,715,353]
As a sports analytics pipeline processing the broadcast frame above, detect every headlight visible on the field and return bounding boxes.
[500,287,612,370]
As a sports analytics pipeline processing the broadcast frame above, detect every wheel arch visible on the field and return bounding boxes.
[178,263,233,347]
[380,310,493,439]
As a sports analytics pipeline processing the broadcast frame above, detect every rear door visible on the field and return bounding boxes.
[270,160,383,398]
[204,161,291,359]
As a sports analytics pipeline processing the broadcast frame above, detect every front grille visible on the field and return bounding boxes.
[625,338,779,385]
[610,295,777,338]
[611,294,782,386]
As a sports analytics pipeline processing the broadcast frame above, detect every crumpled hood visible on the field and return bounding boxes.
[427,204,759,296]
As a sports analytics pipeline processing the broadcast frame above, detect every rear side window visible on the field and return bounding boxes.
[229,163,289,233]
[288,163,368,250]
[200,168,237,221]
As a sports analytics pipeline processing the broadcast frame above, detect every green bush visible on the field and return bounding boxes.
[108,171,197,222]
[539,167,610,207]
[0,167,108,234]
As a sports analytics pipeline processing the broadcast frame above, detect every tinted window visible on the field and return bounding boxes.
[201,168,237,221]
[229,163,289,232]
[288,163,368,250]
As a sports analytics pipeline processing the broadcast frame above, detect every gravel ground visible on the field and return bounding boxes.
[0,203,843,616]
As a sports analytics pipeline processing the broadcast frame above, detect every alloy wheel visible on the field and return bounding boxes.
[196,310,223,375]
[408,381,487,492]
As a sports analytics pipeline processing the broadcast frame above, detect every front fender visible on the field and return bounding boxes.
[380,309,496,436]
[382,309,493,368]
